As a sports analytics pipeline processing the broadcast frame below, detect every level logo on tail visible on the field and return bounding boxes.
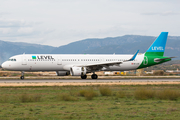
[145,32,168,56]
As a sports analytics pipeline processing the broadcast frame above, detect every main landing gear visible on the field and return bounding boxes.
[20,71,24,80]
[81,75,87,79]
[91,74,98,79]
[81,73,98,79]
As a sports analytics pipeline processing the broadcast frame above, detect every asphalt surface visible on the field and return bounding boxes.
[0,79,180,83]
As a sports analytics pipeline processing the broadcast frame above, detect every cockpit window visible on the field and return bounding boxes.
[8,59,16,61]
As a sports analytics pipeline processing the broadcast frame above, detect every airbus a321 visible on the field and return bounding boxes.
[1,32,174,79]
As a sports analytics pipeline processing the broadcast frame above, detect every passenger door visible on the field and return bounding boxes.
[22,55,27,65]
[57,56,62,65]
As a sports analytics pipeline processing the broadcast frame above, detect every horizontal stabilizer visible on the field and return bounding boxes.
[154,57,177,62]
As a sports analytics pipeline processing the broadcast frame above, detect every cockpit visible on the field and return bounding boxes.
[7,59,16,61]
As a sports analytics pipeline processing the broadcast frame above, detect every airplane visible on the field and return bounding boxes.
[1,32,175,80]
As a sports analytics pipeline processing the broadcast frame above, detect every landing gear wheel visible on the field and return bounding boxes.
[20,76,24,80]
[20,71,25,80]
[91,74,98,79]
[81,75,87,79]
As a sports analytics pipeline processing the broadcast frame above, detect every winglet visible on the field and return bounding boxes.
[128,50,139,61]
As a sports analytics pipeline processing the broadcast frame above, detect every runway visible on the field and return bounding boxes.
[0,78,180,83]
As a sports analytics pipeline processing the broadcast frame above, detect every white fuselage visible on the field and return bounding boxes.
[1,54,144,72]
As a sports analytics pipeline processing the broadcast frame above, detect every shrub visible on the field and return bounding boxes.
[156,89,180,100]
[19,93,41,103]
[99,86,112,96]
[59,93,77,101]
[153,70,164,76]
[134,88,155,100]
[0,72,9,77]
[79,89,98,100]
[79,89,87,97]
[19,93,32,102]
[84,91,97,100]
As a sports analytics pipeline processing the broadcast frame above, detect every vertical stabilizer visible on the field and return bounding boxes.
[145,32,168,56]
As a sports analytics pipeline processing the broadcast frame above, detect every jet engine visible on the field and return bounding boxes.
[56,71,70,76]
[70,67,87,76]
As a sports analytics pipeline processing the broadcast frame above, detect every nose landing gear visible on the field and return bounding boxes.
[20,71,24,80]
[20,76,24,80]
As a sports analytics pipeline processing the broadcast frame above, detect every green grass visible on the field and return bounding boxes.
[0,85,180,119]
[116,90,126,98]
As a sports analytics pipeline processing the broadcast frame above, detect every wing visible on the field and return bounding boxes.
[75,50,139,71]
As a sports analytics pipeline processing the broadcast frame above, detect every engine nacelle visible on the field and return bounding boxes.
[70,67,87,76]
[56,71,70,76]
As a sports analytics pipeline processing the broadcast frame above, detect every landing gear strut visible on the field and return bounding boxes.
[20,71,24,80]
[91,74,98,79]
[81,75,87,79]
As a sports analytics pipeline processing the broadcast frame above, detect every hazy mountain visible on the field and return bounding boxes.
[0,35,180,64]
[51,35,154,54]
[0,40,55,64]
[51,35,180,57]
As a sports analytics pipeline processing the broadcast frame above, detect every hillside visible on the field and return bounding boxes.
[0,41,55,64]
[51,35,180,57]
[0,35,180,64]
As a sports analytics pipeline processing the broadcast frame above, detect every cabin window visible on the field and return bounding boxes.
[8,59,16,61]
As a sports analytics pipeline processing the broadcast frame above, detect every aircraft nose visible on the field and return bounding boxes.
[1,62,7,69]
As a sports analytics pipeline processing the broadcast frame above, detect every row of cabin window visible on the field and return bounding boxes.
[27,59,135,62]
[28,59,55,61]
[106,59,125,61]
[62,59,100,61]
[62,59,132,61]
[106,59,135,61]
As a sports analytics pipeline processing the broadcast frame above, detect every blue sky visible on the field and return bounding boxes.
[0,0,179,46]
